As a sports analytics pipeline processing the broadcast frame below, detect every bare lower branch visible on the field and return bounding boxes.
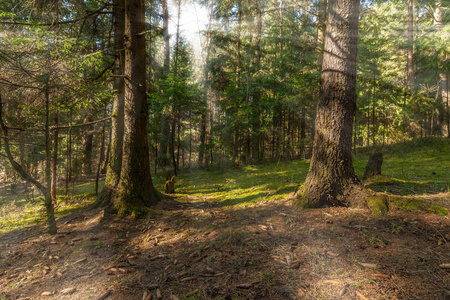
[0,90,47,194]
[0,7,112,27]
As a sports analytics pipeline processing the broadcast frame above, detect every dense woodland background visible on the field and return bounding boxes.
[1,0,448,183]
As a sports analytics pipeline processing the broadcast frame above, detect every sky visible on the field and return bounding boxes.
[167,0,210,58]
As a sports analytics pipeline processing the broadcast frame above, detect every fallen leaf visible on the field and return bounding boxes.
[41,291,52,296]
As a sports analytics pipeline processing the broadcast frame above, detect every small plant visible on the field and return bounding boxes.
[369,237,377,244]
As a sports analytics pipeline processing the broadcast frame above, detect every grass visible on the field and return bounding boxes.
[0,179,102,234]
[154,159,310,208]
[353,138,450,195]
[1,138,449,235]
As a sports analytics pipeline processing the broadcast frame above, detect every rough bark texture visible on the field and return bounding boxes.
[297,0,366,208]
[96,0,125,207]
[114,0,159,216]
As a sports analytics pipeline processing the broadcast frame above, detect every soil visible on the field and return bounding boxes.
[0,193,449,300]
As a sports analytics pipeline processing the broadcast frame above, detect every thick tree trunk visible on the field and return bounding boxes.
[297,0,365,208]
[96,0,125,206]
[114,0,159,216]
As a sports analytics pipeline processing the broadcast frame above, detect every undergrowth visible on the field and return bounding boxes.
[1,138,449,235]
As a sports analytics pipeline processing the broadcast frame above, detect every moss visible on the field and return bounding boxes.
[367,195,389,217]
[390,196,426,212]
[430,205,448,216]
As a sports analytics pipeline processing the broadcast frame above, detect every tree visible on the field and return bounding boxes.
[296,0,365,208]
[96,0,125,206]
[113,0,159,216]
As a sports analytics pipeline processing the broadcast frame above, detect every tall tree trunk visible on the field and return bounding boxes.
[297,0,365,208]
[407,0,414,90]
[251,0,263,162]
[51,110,59,203]
[44,88,57,233]
[115,0,159,216]
[158,0,171,167]
[199,1,214,167]
[433,1,446,136]
[96,0,125,206]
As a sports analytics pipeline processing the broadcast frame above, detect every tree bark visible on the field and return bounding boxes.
[317,0,327,71]
[158,0,171,167]
[251,0,262,162]
[433,1,446,136]
[44,87,57,233]
[297,0,365,208]
[96,0,125,206]
[407,0,414,90]
[51,110,59,204]
[82,117,94,175]
[114,0,159,216]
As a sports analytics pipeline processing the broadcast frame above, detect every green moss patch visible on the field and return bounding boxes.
[430,205,448,216]
[367,195,389,216]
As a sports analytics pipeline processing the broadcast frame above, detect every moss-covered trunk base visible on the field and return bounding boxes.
[295,176,368,209]
[114,180,160,217]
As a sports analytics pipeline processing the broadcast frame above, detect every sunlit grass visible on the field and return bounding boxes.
[0,179,102,234]
[1,138,448,234]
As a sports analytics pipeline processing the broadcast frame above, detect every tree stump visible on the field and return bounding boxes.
[364,151,383,179]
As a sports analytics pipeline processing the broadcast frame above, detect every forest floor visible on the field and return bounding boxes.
[0,138,449,300]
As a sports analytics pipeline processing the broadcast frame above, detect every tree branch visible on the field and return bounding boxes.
[0,7,112,27]
[50,116,111,130]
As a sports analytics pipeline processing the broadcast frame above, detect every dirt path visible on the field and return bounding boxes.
[1,193,449,299]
